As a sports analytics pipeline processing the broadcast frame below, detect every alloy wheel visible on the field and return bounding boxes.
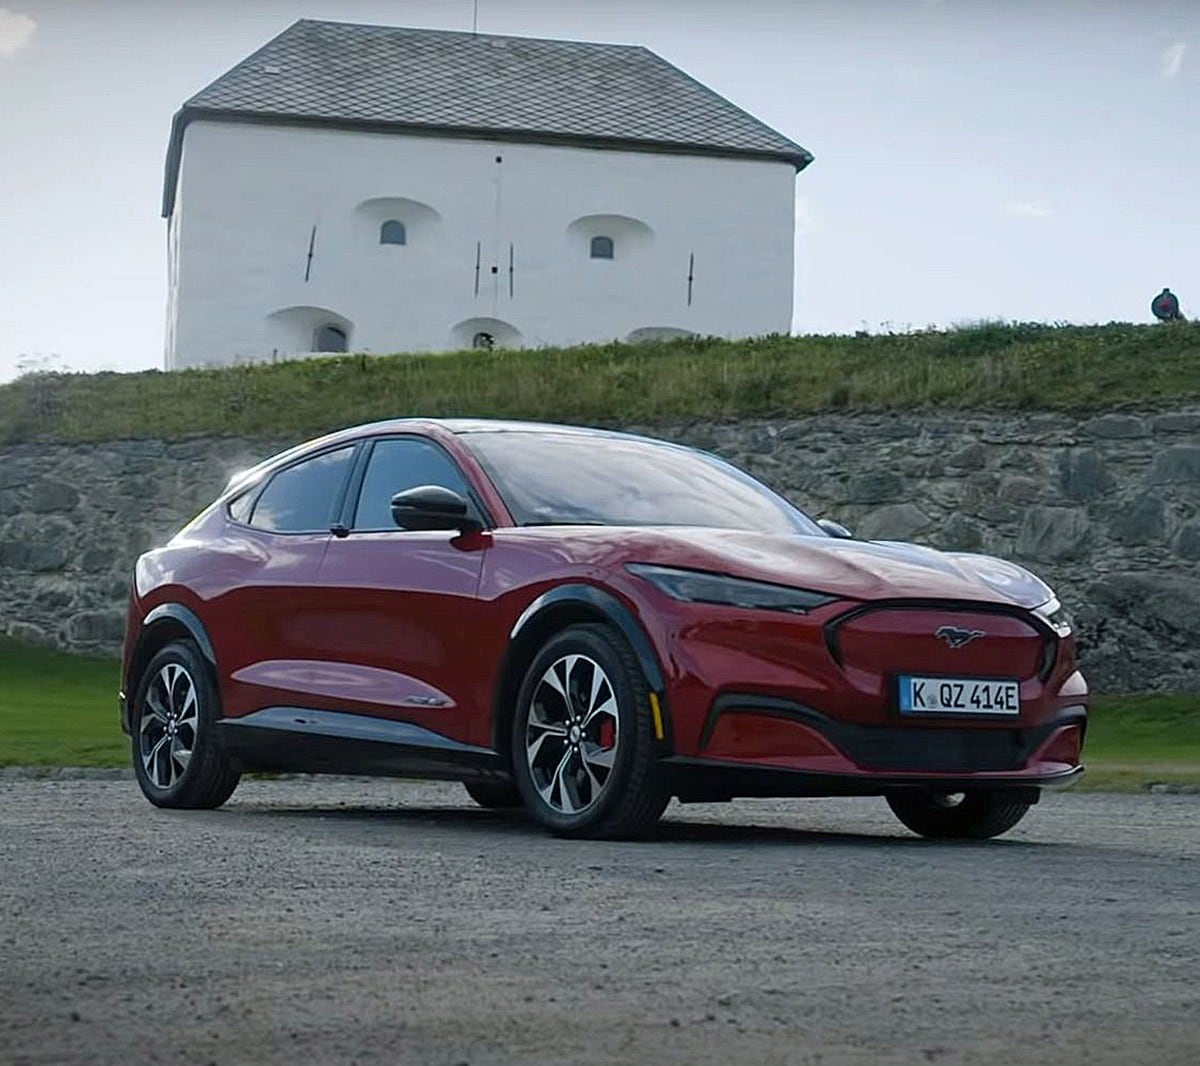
[524,654,620,815]
[139,662,199,790]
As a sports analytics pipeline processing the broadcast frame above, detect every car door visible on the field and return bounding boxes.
[210,443,359,719]
[309,435,495,747]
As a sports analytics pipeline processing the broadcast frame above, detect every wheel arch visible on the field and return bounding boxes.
[123,604,217,732]
[491,584,669,759]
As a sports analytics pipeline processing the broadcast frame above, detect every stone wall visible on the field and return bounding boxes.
[1,411,1198,692]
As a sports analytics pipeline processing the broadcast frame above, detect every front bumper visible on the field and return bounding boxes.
[663,694,1086,801]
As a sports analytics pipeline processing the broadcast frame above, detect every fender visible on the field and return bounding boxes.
[140,603,217,666]
[510,583,665,691]
[122,602,218,735]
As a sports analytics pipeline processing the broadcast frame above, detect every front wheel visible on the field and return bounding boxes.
[886,789,1032,840]
[511,623,668,839]
[131,639,240,810]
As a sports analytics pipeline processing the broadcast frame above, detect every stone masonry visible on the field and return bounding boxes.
[1,410,1198,693]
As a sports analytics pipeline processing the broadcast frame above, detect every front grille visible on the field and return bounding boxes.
[843,726,1028,773]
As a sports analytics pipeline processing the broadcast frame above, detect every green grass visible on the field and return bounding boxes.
[3,321,1200,444]
[1,638,1197,790]
[0,638,124,768]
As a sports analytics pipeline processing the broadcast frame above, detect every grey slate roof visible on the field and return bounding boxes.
[163,19,811,216]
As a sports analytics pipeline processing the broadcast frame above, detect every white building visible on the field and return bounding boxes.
[162,19,812,369]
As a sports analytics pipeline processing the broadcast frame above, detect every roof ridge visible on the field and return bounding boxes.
[290,17,649,52]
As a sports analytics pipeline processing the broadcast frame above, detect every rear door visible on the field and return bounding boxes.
[211,443,358,718]
[310,435,495,747]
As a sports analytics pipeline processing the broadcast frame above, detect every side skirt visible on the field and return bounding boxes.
[217,707,507,782]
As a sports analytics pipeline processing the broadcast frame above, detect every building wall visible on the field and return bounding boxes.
[2,411,1198,693]
[166,121,797,368]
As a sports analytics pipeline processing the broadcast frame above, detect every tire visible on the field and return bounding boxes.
[511,623,668,839]
[130,639,240,810]
[463,779,522,809]
[885,789,1032,840]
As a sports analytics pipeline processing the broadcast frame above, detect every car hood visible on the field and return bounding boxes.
[511,527,1054,608]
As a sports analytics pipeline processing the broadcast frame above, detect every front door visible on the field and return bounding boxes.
[311,436,494,748]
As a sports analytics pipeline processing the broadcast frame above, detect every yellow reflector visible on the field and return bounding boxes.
[649,692,665,741]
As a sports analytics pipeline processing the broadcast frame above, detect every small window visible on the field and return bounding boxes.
[250,447,355,533]
[227,488,256,524]
[590,236,614,260]
[380,220,407,245]
[353,438,477,531]
[472,331,495,351]
[313,324,348,353]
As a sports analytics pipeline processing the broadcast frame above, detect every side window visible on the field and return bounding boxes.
[227,487,256,524]
[250,446,355,533]
[354,438,475,531]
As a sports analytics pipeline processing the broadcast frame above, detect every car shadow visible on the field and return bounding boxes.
[210,801,1047,850]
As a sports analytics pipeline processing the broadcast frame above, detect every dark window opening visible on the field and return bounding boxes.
[249,446,355,533]
[590,235,615,260]
[353,438,476,531]
[313,324,348,353]
[380,220,407,245]
[472,331,495,351]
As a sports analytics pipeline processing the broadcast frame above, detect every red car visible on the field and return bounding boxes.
[120,420,1087,839]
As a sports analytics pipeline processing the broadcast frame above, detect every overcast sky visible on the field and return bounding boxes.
[0,0,1196,380]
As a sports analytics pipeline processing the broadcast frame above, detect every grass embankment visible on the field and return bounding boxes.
[1,638,1196,790]
[2,321,1199,445]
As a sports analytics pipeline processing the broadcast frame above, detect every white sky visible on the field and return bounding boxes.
[0,0,1196,380]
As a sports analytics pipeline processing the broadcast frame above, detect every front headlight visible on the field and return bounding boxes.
[1033,596,1073,637]
[627,564,838,614]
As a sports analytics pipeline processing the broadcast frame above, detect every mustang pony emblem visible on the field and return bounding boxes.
[935,625,986,649]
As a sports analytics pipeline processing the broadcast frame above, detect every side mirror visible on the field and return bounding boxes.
[391,485,483,535]
[818,518,854,540]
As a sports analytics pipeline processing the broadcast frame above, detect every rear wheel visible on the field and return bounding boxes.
[131,639,240,810]
[463,779,522,809]
[886,789,1031,840]
[511,623,668,839]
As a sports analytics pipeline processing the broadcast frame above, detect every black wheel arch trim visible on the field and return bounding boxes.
[140,603,217,664]
[122,603,217,734]
[495,583,672,754]
[509,583,666,690]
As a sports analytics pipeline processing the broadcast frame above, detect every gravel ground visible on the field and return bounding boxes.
[1,779,1196,1066]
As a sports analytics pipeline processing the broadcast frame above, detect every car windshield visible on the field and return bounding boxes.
[461,430,822,535]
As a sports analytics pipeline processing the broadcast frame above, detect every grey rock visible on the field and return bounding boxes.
[0,541,68,572]
[5,620,47,645]
[1172,522,1200,561]
[80,546,116,573]
[1016,506,1091,561]
[1058,448,1111,501]
[856,503,931,542]
[1090,573,1200,640]
[30,480,80,513]
[1150,445,1200,484]
[1150,411,1200,434]
[928,513,984,552]
[997,476,1042,505]
[946,442,986,470]
[1082,414,1148,439]
[0,490,20,515]
[0,464,32,490]
[846,470,904,504]
[66,610,126,644]
[1109,493,1168,544]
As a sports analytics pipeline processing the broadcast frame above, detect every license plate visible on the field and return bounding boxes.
[898,676,1020,716]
